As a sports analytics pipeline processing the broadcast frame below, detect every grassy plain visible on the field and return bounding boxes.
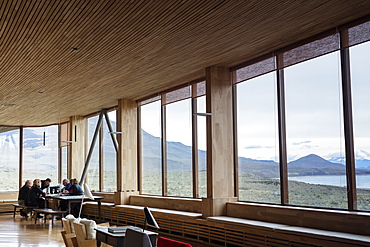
[142,171,370,211]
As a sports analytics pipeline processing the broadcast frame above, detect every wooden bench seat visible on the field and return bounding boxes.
[13,204,38,218]
[115,204,202,219]
[208,216,370,246]
[33,208,66,226]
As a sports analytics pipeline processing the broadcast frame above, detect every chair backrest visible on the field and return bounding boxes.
[62,218,73,234]
[157,237,192,247]
[73,222,87,241]
[124,228,153,247]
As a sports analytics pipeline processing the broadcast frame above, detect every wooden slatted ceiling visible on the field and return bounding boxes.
[0,0,369,126]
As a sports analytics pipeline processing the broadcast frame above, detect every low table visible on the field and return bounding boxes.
[33,208,66,226]
[95,226,158,247]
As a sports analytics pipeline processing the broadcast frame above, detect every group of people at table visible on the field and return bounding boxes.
[17,178,84,218]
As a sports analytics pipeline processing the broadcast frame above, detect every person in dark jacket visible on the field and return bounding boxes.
[18,180,32,217]
[25,179,46,209]
[59,178,84,218]
[41,178,51,192]
[18,180,32,205]
[69,178,84,195]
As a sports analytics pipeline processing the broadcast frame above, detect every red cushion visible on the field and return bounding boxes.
[157,237,192,247]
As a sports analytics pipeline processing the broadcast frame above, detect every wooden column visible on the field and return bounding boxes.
[115,99,138,205]
[68,116,86,180]
[202,66,237,218]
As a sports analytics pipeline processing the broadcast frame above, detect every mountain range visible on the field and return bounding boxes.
[2,125,370,179]
[141,130,370,178]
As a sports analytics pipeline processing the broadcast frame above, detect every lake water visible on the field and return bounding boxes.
[289,175,370,189]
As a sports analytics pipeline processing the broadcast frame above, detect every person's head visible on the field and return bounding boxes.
[44,178,51,186]
[25,180,32,186]
[33,179,40,187]
[62,179,70,186]
[70,178,78,185]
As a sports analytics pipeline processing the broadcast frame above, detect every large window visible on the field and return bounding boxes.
[61,146,68,181]
[0,127,20,191]
[141,100,162,195]
[236,72,280,203]
[166,99,193,197]
[233,19,370,211]
[23,125,58,186]
[285,52,347,209]
[103,110,117,192]
[351,41,370,211]
[87,116,100,191]
[196,96,207,198]
[139,81,206,198]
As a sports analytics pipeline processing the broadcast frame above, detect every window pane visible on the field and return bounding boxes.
[350,41,370,211]
[23,126,58,188]
[0,127,20,191]
[61,146,68,180]
[285,52,347,209]
[141,101,162,195]
[166,99,192,197]
[103,110,117,192]
[87,116,100,192]
[197,96,207,198]
[237,72,280,203]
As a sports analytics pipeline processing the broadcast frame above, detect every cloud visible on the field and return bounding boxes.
[292,140,311,146]
[244,145,274,149]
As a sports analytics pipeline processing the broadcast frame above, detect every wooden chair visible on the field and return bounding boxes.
[61,218,77,247]
[73,221,112,247]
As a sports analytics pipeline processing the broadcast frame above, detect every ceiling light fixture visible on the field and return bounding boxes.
[109,131,122,134]
[1,104,16,107]
[193,113,212,116]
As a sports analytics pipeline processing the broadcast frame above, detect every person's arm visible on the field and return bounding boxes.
[37,187,46,197]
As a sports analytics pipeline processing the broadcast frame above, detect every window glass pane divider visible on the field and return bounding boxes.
[99,124,104,192]
[192,98,199,198]
[137,106,143,193]
[19,126,23,189]
[232,82,239,198]
[277,68,289,205]
[340,30,357,210]
[161,105,168,196]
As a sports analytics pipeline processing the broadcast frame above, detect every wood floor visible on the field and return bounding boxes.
[0,212,215,247]
[0,212,65,246]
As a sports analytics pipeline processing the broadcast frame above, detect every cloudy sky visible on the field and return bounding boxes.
[140,42,369,163]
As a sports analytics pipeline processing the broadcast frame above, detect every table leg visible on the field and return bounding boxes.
[96,239,101,247]
[68,201,71,216]
[98,200,102,222]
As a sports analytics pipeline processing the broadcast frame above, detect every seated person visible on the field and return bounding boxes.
[60,178,84,217]
[18,180,32,217]
[69,178,84,195]
[61,179,71,193]
[18,180,32,205]
[25,179,46,218]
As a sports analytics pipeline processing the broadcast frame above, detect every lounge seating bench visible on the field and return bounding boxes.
[115,204,203,219]
[208,216,370,247]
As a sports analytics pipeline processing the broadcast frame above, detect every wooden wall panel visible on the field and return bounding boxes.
[117,99,137,192]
